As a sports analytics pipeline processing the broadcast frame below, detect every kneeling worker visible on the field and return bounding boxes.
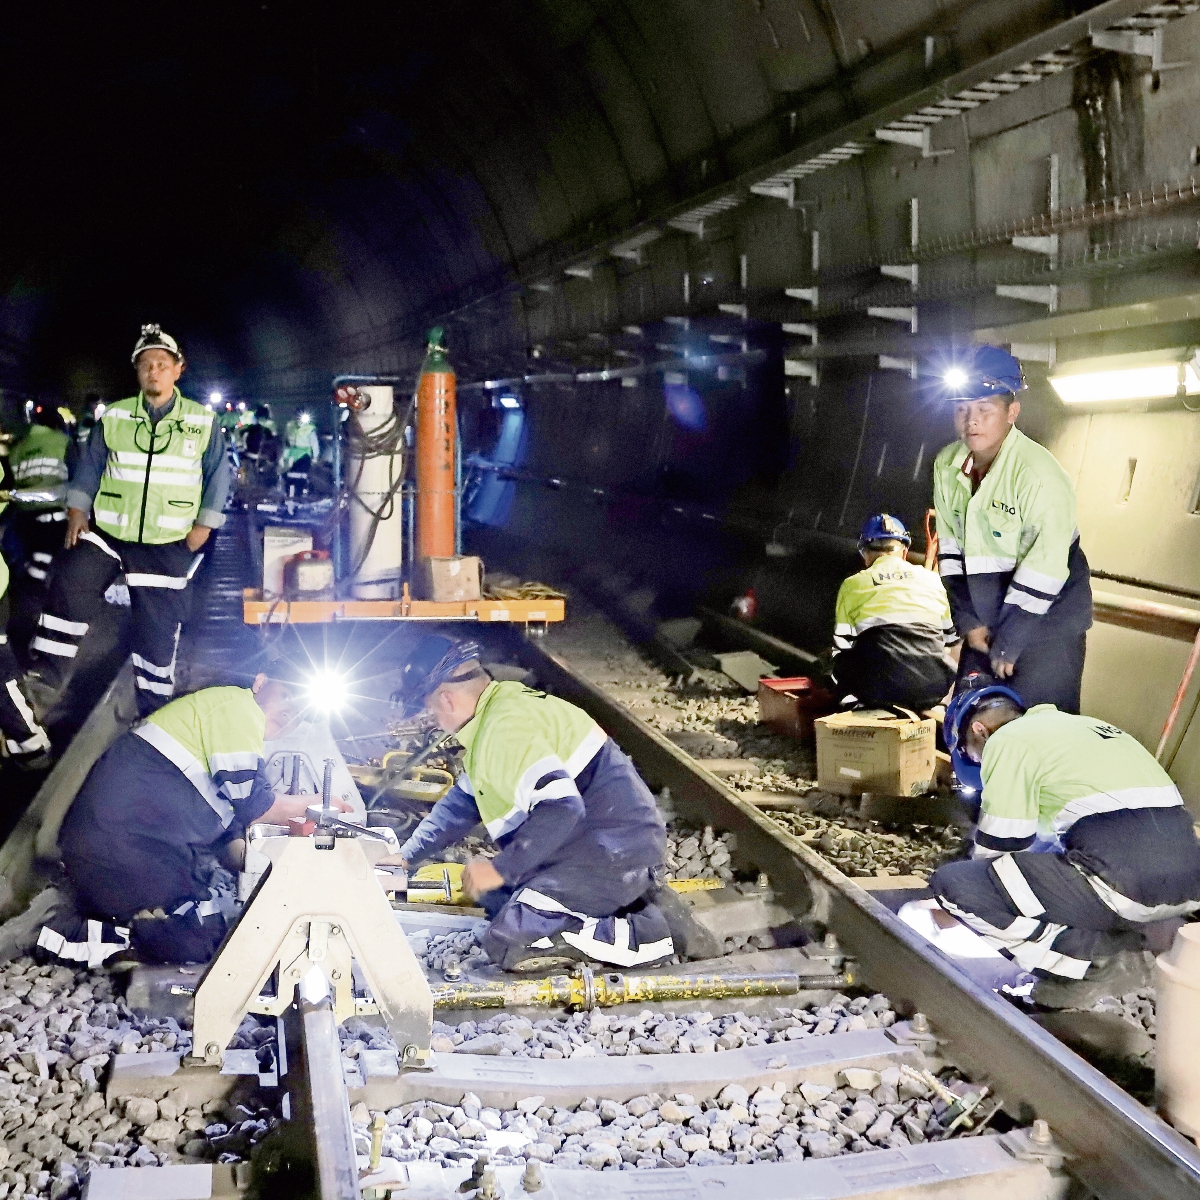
[931,687,1200,999]
[37,675,349,966]
[830,513,957,711]
[395,636,715,971]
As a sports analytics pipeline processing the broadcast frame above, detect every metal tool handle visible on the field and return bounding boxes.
[321,758,334,812]
[289,755,301,795]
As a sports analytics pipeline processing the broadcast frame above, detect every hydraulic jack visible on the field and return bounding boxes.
[186,761,432,1070]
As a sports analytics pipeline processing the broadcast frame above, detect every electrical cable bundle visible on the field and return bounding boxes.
[344,394,413,580]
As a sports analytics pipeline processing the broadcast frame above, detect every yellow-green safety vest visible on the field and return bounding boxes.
[135,686,267,827]
[9,426,69,511]
[92,392,214,544]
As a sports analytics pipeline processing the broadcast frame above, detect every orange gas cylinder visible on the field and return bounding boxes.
[416,326,457,561]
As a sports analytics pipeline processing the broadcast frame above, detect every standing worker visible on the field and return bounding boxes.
[392,636,717,971]
[279,410,319,489]
[6,404,74,592]
[0,489,51,765]
[933,345,1092,712]
[931,687,1200,1002]
[830,513,958,711]
[27,324,230,717]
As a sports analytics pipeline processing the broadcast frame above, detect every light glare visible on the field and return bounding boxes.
[498,395,521,409]
[299,411,312,423]
[943,368,968,389]
[209,391,223,406]
[308,669,348,712]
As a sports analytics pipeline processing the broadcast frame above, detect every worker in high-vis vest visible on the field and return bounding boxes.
[280,411,319,472]
[392,636,717,972]
[0,491,51,764]
[28,325,231,718]
[830,513,957,711]
[7,404,74,592]
[933,345,1092,713]
[931,686,1200,1004]
[37,676,351,965]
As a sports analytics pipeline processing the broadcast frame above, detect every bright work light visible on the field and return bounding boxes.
[1049,348,1200,406]
[209,391,222,406]
[299,411,312,424]
[943,367,969,389]
[308,669,348,712]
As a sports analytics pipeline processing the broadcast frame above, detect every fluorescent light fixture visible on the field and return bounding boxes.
[1049,347,1200,405]
[497,394,521,409]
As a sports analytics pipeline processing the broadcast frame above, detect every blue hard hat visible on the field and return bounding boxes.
[944,676,1025,795]
[939,344,1025,402]
[858,513,911,552]
[395,635,484,716]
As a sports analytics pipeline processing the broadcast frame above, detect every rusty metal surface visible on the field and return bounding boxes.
[515,638,1200,1200]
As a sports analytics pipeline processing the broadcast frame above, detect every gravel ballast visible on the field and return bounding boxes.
[542,610,966,878]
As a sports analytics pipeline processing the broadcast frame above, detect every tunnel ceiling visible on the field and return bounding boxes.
[0,0,1140,398]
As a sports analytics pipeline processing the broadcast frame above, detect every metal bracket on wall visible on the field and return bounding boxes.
[879,355,919,379]
[783,323,819,345]
[868,306,919,333]
[1091,23,1189,72]
[875,124,954,158]
[785,359,820,385]
[786,286,819,307]
[881,263,919,288]
[996,284,1059,312]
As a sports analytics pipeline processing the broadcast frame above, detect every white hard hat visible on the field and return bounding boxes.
[131,323,183,365]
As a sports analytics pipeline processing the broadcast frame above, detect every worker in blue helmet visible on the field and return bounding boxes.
[932,344,1092,713]
[931,685,1200,1004]
[392,635,719,972]
[829,514,958,711]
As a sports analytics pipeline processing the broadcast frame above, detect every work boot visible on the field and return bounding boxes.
[505,935,589,975]
[652,885,722,961]
[1031,949,1155,1010]
[20,672,60,724]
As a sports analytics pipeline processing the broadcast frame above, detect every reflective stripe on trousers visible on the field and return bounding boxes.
[513,888,674,968]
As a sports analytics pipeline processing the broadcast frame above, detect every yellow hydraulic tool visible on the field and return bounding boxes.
[402,864,723,906]
[426,967,846,1012]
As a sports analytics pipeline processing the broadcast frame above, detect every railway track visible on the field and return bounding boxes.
[1,539,1198,1197]
[494,626,1200,1200]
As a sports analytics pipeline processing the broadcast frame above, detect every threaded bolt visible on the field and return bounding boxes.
[1032,1119,1052,1145]
[911,1012,930,1033]
[823,932,840,951]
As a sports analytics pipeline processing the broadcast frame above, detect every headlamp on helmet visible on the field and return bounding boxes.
[395,636,486,717]
[132,323,183,366]
[939,344,1025,402]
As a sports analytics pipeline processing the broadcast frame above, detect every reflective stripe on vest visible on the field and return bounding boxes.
[9,427,70,507]
[92,394,213,544]
[134,721,235,828]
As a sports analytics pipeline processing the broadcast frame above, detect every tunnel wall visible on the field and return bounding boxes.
[452,9,1200,808]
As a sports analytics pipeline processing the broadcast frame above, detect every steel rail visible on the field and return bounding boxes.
[514,637,1200,1200]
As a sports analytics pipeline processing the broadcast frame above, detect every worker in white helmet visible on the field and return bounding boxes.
[27,324,231,726]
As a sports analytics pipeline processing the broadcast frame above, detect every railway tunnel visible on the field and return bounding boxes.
[3,1,1200,1197]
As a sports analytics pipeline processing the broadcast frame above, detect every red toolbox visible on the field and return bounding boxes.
[757,676,836,742]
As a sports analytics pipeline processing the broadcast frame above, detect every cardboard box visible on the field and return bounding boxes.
[263,527,312,597]
[757,677,836,742]
[422,556,482,602]
[815,710,936,797]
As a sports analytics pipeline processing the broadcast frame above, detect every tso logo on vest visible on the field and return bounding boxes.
[990,499,1017,517]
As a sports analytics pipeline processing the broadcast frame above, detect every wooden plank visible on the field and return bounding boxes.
[242,589,564,625]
